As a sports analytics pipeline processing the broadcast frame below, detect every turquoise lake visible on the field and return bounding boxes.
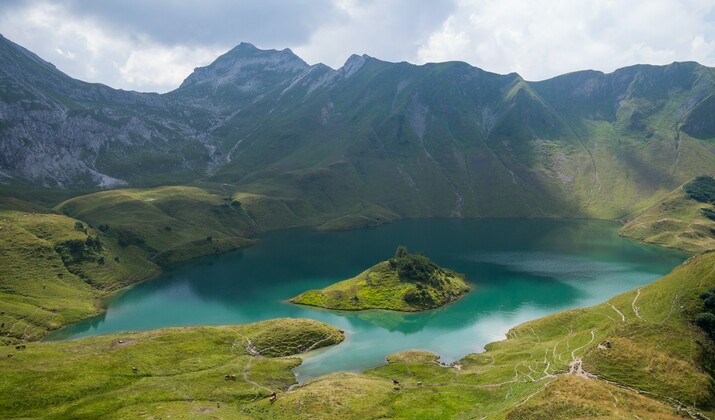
[49,219,688,381]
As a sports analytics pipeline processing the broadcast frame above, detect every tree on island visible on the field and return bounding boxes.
[390,245,441,286]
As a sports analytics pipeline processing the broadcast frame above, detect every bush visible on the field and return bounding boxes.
[403,289,435,306]
[98,224,109,232]
[696,287,715,375]
[391,246,442,285]
[397,254,439,283]
[698,313,715,341]
[54,236,103,265]
[702,208,715,221]
[695,288,715,341]
[684,176,715,204]
[701,289,715,312]
[394,245,408,259]
[117,230,145,247]
[74,221,86,232]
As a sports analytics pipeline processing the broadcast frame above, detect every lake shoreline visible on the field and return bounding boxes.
[44,216,690,344]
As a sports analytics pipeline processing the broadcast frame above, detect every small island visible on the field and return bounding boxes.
[290,246,471,312]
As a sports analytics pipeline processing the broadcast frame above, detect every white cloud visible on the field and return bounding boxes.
[417,0,715,80]
[289,0,455,68]
[0,2,222,92]
[119,43,222,91]
[0,0,714,91]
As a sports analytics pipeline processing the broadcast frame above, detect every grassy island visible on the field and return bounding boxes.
[290,246,470,312]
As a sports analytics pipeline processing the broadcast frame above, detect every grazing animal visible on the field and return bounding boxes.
[392,379,400,385]
[132,367,139,374]
[224,374,237,381]
[6,354,12,358]
[417,381,423,387]
[269,392,277,403]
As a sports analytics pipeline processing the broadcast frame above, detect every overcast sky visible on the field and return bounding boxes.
[1,0,714,93]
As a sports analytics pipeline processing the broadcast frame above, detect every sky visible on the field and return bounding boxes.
[1,0,714,93]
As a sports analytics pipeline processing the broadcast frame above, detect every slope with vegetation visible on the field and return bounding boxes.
[259,251,715,419]
[0,318,344,418]
[0,187,260,342]
[2,34,715,223]
[2,250,715,418]
[290,246,470,311]
[56,185,257,265]
[620,175,715,252]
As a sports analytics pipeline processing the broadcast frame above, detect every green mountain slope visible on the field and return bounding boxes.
[56,186,257,265]
[194,54,715,220]
[1,34,715,221]
[0,319,344,418]
[620,184,715,253]
[0,205,158,341]
[2,251,714,418]
[256,252,715,419]
[0,188,261,341]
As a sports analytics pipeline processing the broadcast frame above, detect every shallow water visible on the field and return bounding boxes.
[49,219,688,381]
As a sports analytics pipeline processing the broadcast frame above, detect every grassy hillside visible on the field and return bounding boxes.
[0,184,402,342]
[56,186,258,265]
[263,251,715,418]
[0,206,159,342]
[200,60,715,223]
[620,184,715,253]
[291,249,470,311]
[3,250,714,417]
[0,187,263,342]
[0,319,344,418]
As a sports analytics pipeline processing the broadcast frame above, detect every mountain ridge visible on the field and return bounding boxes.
[2,34,715,221]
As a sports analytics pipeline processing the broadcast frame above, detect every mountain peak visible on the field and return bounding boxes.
[340,54,373,78]
[177,42,309,91]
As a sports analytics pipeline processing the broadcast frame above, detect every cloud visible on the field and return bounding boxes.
[417,0,715,80]
[56,0,338,47]
[0,0,713,92]
[0,0,341,92]
[0,2,226,92]
[293,0,456,69]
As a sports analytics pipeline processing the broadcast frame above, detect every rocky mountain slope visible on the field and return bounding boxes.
[2,34,715,219]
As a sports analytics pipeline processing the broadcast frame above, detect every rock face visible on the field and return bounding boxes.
[1,34,715,219]
[0,34,203,187]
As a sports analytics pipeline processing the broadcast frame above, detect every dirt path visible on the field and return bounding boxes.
[242,358,273,394]
[632,289,645,321]
[571,329,596,361]
[608,303,626,322]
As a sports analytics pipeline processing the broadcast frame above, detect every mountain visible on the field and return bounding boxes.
[1,34,715,220]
